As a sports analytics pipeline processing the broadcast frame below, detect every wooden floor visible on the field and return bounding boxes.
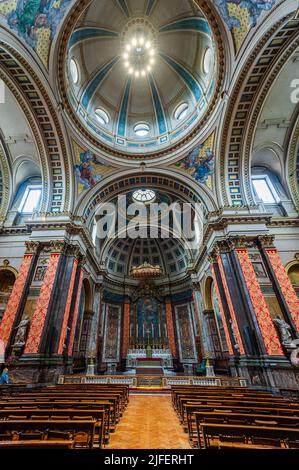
[107,395,191,449]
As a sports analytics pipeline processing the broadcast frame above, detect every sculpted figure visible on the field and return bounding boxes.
[273,316,296,347]
[13,318,30,346]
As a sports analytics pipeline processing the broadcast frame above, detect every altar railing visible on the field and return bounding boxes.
[58,375,247,388]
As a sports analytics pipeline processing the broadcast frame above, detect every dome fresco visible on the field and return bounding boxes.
[64,0,218,157]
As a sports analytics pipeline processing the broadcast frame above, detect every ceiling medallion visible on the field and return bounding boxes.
[121,17,157,78]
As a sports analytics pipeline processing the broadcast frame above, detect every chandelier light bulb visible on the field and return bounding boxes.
[122,26,156,78]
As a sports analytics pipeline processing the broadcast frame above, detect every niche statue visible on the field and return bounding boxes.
[13,318,30,347]
[273,316,296,348]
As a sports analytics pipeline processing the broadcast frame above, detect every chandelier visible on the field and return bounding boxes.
[130,261,163,279]
[121,18,157,78]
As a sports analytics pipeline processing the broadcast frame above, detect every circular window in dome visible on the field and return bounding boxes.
[174,102,189,121]
[95,108,110,126]
[132,189,156,203]
[203,47,212,75]
[69,58,79,84]
[134,123,150,137]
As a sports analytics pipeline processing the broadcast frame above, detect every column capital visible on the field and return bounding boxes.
[192,281,201,291]
[209,236,257,260]
[203,309,214,316]
[25,241,40,254]
[50,240,68,254]
[257,235,276,249]
[65,244,81,258]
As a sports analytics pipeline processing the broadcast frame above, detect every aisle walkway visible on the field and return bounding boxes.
[107,395,191,449]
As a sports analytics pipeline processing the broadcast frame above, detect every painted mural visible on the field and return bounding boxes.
[73,141,113,194]
[137,296,160,341]
[0,0,72,67]
[173,133,215,189]
[214,0,277,51]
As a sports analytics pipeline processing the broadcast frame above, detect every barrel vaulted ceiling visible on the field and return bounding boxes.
[63,0,218,158]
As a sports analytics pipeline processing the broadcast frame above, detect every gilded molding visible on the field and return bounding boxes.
[287,114,299,209]
[0,144,11,220]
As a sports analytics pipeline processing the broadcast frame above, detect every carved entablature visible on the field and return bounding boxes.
[25,241,40,255]
[209,235,262,262]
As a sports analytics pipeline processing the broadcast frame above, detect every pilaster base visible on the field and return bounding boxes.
[8,354,73,385]
[230,355,299,391]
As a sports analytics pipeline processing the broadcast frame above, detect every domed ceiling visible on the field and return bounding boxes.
[61,0,221,161]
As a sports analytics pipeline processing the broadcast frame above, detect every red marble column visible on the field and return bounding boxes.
[68,267,84,356]
[236,249,284,356]
[24,241,65,354]
[57,257,78,355]
[211,265,234,355]
[218,256,246,355]
[122,298,130,358]
[265,249,299,333]
[0,242,39,350]
[165,297,176,357]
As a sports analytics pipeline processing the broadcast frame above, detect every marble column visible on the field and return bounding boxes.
[0,242,40,352]
[68,266,84,356]
[210,264,234,356]
[165,296,177,358]
[57,247,81,355]
[258,235,299,334]
[191,283,204,361]
[24,241,67,354]
[121,297,130,359]
[235,247,284,356]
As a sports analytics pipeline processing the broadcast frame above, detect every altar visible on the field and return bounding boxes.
[126,348,173,372]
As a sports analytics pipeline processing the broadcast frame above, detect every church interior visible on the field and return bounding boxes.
[0,0,299,452]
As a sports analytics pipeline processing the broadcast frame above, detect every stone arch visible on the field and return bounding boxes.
[74,168,219,225]
[0,34,73,213]
[219,10,299,207]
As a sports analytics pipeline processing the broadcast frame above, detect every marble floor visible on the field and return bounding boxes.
[106,395,191,449]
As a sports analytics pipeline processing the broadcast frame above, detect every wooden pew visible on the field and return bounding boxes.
[193,411,299,447]
[200,423,299,449]
[0,408,106,448]
[0,420,96,449]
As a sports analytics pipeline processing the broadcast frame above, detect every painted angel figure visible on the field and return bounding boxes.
[74,151,102,189]
[191,149,215,183]
[214,0,276,30]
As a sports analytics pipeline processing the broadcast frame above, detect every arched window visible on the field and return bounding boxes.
[19,185,42,213]
[251,168,281,204]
